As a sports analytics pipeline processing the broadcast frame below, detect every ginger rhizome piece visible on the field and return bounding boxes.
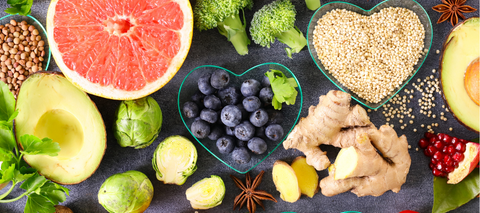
[291,156,319,198]
[283,90,411,197]
[272,160,301,203]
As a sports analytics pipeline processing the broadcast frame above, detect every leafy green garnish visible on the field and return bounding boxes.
[5,0,33,16]
[432,138,479,213]
[0,80,69,212]
[265,69,298,110]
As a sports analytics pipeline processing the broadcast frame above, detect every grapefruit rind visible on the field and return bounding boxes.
[47,0,194,100]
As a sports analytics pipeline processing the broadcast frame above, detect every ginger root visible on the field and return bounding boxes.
[283,90,411,197]
[291,156,319,198]
[272,160,301,203]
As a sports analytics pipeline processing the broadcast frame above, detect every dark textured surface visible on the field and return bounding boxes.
[0,0,479,212]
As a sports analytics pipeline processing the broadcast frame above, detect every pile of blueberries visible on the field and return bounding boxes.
[182,69,285,164]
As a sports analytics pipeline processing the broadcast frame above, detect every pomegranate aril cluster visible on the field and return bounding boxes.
[419,132,468,177]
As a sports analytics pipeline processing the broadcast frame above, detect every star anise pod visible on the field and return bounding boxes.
[230,171,277,213]
[432,0,477,26]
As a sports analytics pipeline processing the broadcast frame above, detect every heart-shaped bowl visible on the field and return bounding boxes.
[307,0,432,109]
[0,14,51,71]
[178,62,303,173]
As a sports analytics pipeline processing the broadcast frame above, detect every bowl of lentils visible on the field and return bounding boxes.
[0,14,50,98]
[307,0,432,109]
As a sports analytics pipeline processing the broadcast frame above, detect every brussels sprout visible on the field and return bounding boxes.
[153,135,197,185]
[98,170,153,213]
[185,175,225,209]
[113,96,162,149]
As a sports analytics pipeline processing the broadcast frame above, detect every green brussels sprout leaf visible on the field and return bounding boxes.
[185,175,225,210]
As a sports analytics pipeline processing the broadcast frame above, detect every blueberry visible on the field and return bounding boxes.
[265,124,284,141]
[234,121,255,141]
[210,70,230,89]
[191,120,210,139]
[232,147,251,164]
[249,108,269,127]
[226,126,236,136]
[259,87,274,106]
[261,75,271,87]
[200,108,218,124]
[182,101,199,118]
[255,126,266,138]
[241,79,261,97]
[236,140,247,147]
[218,87,241,105]
[198,73,215,95]
[267,109,284,125]
[208,125,224,141]
[191,91,205,107]
[247,137,267,154]
[236,103,249,119]
[221,105,242,127]
[204,95,221,110]
[242,96,261,112]
[216,136,235,154]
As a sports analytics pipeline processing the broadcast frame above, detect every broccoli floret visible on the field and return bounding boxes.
[250,0,307,58]
[193,0,253,55]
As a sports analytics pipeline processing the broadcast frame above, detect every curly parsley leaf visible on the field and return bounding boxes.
[19,135,60,156]
[265,69,298,110]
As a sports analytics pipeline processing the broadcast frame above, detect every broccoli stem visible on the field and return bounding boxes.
[275,26,307,58]
[305,0,321,11]
[217,10,250,55]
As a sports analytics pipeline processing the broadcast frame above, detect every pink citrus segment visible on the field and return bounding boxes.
[137,2,184,30]
[48,0,193,99]
[133,26,180,58]
[54,0,105,26]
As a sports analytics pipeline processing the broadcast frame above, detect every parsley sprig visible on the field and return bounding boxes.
[0,81,69,213]
[265,69,298,110]
[5,0,33,16]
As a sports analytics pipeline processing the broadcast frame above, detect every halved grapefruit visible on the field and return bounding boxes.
[47,0,193,100]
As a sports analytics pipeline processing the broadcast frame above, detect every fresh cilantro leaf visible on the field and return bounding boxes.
[19,135,60,156]
[24,193,56,213]
[0,163,15,183]
[38,182,68,204]
[265,69,299,110]
[20,174,48,193]
[14,169,35,183]
[0,81,16,122]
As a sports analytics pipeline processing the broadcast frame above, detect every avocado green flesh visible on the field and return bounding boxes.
[15,72,106,184]
[441,17,480,132]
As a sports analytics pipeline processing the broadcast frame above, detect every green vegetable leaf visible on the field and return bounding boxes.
[24,193,56,213]
[19,135,60,156]
[20,174,48,194]
[7,0,27,5]
[5,0,32,16]
[38,182,69,204]
[0,81,16,122]
[432,138,479,213]
[0,148,14,162]
[13,167,36,183]
[265,69,298,110]
[0,163,15,183]
[0,123,16,152]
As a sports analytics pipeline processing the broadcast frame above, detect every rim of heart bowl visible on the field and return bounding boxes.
[307,0,433,110]
[178,62,303,174]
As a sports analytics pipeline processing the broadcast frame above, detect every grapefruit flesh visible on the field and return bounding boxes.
[47,0,193,100]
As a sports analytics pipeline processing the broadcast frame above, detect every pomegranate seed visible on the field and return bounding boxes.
[442,134,452,143]
[432,168,443,177]
[455,142,466,152]
[447,145,456,155]
[445,166,454,173]
[427,146,437,157]
[460,139,468,144]
[444,155,454,167]
[433,151,444,161]
[453,152,465,162]
[437,133,445,141]
[454,162,459,168]
[442,146,448,153]
[429,137,436,145]
[429,163,435,170]
[436,161,444,171]
[424,149,431,157]
[419,138,429,149]
[451,137,459,145]
[434,141,445,150]
[431,158,437,165]
[425,132,435,139]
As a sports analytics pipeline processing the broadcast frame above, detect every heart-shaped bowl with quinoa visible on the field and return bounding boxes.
[307,0,432,109]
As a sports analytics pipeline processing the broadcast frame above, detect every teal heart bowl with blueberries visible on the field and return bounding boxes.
[178,62,303,174]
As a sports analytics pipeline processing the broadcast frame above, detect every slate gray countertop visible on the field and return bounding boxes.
[0,0,479,212]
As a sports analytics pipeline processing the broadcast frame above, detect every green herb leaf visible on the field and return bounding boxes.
[0,123,16,152]
[24,193,56,213]
[13,167,36,183]
[38,182,68,205]
[7,0,27,5]
[432,138,480,213]
[0,81,16,122]
[0,163,15,183]
[19,135,60,156]
[20,174,48,194]
[5,0,32,16]
[265,69,298,110]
